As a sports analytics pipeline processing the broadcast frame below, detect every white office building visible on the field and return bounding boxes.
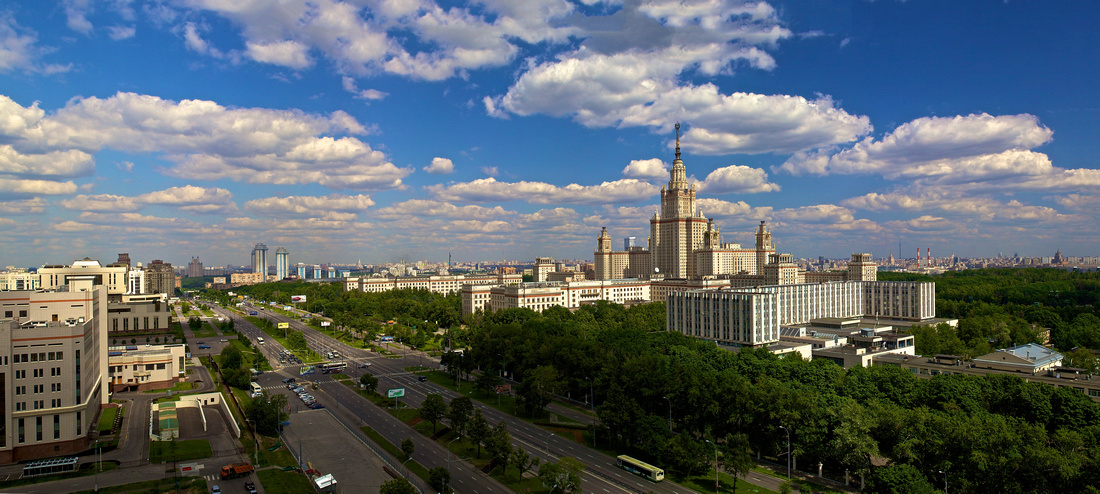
[667,281,936,348]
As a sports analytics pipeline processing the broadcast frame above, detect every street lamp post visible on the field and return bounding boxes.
[663,395,672,431]
[546,432,555,456]
[445,436,462,494]
[938,470,948,494]
[705,439,718,494]
[94,437,98,492]
[779,425,791,480]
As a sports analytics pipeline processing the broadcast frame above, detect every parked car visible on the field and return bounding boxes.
[198,345,211,349]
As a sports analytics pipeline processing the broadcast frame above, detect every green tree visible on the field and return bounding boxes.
[359,373,379,393]
[379,479,417,494]
[537,457,584,494]
[474,369,502,395]
[720,433,753,492]
[286,330,309,351]
[400,438,415,460]
[510,446,539,476]
[245,393,289,435]
[468,409,490,458]
[448,396,473,436]
[428,466,451,493]
[420,393,448,433]
[486,421,513,473]
[220,346,243,370]
[188,316,203,331]
[517,365,561,417]
[864,464,936,494]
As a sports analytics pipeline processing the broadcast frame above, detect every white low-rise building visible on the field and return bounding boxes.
[106,344,187,392]
[667,281,936,348]
[345,273,522,295]
[461,278,653,317]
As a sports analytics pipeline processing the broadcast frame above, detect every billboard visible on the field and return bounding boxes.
[291,295,307,303]
[387,388,405,398]
[300,366,315,375]
[321,321,331,327]
[278,322,289,329]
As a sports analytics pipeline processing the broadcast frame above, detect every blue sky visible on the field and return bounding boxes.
[1,0,1098,268]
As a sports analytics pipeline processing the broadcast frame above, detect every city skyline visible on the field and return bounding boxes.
[2,1,1100,266]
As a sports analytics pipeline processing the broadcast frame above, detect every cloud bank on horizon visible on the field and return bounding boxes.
[0,0,1098,267]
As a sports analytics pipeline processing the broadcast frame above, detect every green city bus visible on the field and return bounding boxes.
[616,455,665,482]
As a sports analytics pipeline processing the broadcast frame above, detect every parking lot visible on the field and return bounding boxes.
[281,409,391,494]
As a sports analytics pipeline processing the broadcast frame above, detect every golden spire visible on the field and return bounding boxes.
[675,122,681,160]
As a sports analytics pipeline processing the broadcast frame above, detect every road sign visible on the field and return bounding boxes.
[387,388,405,399]
[278,322,289,329]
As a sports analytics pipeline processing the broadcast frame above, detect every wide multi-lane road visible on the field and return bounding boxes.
[211,300,699,494]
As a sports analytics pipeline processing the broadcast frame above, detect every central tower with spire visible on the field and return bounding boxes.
[650,123,709,279]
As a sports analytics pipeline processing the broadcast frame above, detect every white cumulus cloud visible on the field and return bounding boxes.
[243,194,375,217]
[0,92,409,191]
[698,165,780,194]
[428,177,659,205]
[424,157,454,175]
[622,158,668,180]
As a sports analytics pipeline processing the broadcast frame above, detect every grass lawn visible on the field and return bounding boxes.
[257,466,315,494]
[192,322,217,338]
[149,439,213,463]
[434,431,549,493]
[250,434,298,468]
[678,471,779,494]
[748,466,845,494]
[358,426,432,484]
[69,473,205,494]
[142,381,194,394]
[97,406,119,433]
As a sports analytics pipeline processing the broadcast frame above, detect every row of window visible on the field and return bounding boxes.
[16,414,75,443]
[3,309,29,318]
[14,367,63,379]
[111,316,161,331]
[14,383,62,395]
[14,399,59,411]
[108,363,167,373]
[13,352,64,363]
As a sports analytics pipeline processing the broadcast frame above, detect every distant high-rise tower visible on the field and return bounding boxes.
[296,263,308,279]
[187,257,203,278]
[145,259,175,294]
[251,243,269,275]
[117,253,131,267]
[650,123,709,279]
[275,247,289,280]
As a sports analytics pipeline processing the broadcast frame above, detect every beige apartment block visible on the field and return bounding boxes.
[0,286,108,463]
